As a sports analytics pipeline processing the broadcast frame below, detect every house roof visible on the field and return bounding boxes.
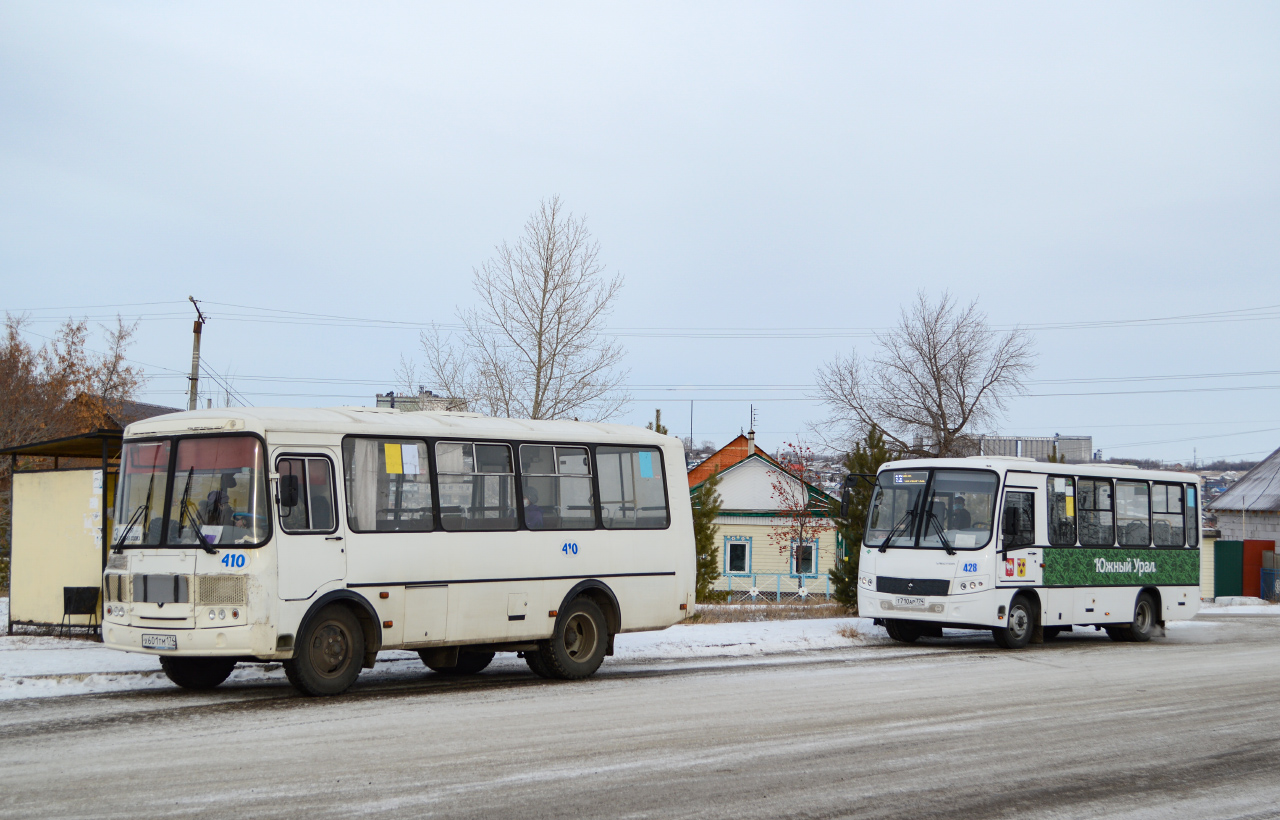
[1207,445,1280,513]
[687,433,786,487]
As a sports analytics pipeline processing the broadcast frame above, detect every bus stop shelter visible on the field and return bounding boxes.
[2,430,122,633]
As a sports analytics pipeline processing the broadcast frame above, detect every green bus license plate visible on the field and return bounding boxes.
[141,634,177,651]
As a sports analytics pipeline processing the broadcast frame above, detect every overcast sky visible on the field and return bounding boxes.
[2,2,1278,464]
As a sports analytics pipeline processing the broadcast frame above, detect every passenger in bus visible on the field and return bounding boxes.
[523,486,545,528]
[949,497,972,530]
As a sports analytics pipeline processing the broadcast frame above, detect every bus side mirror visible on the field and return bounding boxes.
[278,474,300,508]
[839,476,854,518]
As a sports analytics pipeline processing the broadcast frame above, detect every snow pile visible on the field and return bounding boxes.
[614,617,881,661]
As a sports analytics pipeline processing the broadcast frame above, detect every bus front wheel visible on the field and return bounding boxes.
[160,656,236,690]
[284,604,365,696]
[537,597,608,680]
[992,597,1033,649]
[884,619,923,643]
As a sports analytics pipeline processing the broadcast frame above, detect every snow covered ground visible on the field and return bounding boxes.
[2,596,1274,702]
[0,596,886,701]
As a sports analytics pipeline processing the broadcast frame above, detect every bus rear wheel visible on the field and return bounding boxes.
[992,597,1033,649]
[422,650,495,675]
[160,657,237,690]
[536,597,608,680]
[1109,592,1158,643]
[284,604,365,696]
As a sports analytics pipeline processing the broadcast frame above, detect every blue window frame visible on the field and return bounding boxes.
[724,536,751,575]
[790,537,818,577]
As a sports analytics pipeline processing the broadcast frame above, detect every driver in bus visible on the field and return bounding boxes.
[949,496,972,530]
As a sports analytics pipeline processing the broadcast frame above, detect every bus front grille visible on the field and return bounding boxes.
[876,576,951,596]
[196,575,247,605]
[104,573,130,602]
[133,574,191,604]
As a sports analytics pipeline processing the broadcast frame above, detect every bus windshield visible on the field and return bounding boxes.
[865,469,998,550]
[115,436,270,548]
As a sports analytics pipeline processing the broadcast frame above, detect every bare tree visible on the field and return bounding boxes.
[420,197,629,420]
[813,292,1034,457]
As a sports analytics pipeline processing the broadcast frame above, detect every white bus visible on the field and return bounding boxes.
[102,407,694,695]
[847,457,1201,648]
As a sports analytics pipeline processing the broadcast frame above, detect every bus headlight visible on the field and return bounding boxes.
[859,574,874,590]
[207,609,216,621]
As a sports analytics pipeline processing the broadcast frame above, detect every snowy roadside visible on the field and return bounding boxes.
[0,596,884,702]
[3,595,1274,702]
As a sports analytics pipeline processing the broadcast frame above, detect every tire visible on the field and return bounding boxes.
[422,650,495,676]
[159,656,237,690]
[884,619,922,643]
[524,647,553,679]
[535,597,608,680]
[283,604,365,696]
[1126,593,1158,643]
[992,596,1034,649]
[1106,627,1130,642]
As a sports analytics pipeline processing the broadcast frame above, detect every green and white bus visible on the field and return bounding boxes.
[102,407,694,695]
[847,457,1200,648]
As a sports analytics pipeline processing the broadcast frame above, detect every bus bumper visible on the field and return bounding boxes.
[102,621,279,659]
[858,588,1003,627]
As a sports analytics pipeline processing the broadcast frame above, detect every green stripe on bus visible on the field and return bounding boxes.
[1042,547,1199,587]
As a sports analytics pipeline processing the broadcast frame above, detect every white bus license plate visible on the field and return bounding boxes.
[141,634,177,651]
[893,596,926,610]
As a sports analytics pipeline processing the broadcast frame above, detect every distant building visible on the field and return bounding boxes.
[1207,445,1280,542]
[976,434,1092,463]
[375,390,466,413]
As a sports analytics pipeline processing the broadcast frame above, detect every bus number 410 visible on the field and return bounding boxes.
[562,543,579,556]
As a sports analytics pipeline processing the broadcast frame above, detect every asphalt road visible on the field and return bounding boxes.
[2,614,1278,820]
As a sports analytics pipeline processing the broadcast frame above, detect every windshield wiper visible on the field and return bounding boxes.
[877,510,915,553]
[175,468,218,555]
[925,509,955,555]
[113,471,155,552]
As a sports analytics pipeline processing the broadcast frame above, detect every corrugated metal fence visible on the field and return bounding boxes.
[1261,568,1279,603]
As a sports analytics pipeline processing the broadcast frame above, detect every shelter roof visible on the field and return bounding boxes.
[0,429,123,460]
[1207,445,1280,513]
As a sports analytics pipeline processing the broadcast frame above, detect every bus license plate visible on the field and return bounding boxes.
[894,596,926,610]
[141,634,177,651]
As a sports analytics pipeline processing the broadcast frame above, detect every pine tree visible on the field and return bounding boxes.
[645,408,668,435]
[828,426,897,609]
[691,469,724,602]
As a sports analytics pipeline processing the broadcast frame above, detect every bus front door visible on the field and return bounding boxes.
[999,485,1043,588]
[275,453,347,600]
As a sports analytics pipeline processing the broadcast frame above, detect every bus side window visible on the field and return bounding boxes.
[1048,476,1075,546]
[437,441,517,532]
[1116,480,1150,547]
[277,456,337,533]
[343,438,433,533]
[1152,483,1185,547]
[1078,479,1114,547]
[598,446,669,530]
[1186,485,1199,547]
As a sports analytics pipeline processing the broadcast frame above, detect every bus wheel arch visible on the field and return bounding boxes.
[558,580,621,656]
[295,590,383,669]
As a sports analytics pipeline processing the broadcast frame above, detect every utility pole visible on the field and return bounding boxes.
[187,296,207,411]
